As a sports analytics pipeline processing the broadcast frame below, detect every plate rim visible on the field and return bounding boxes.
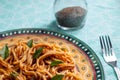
[0,28,105,80]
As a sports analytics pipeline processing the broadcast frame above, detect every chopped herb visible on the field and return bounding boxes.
[0,44,9,59]
[33,47,44,59]
[51,74,64,80]
[10,72,18,78]
[50,60,63,67]
[27,39,33,48]
[61,48,67,51]
[82,59,85,62]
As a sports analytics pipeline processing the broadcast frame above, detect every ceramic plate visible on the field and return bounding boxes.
[0,28,104,80]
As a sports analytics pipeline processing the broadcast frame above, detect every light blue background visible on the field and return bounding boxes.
[0,0,120,80]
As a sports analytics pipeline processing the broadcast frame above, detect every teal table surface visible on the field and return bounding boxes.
[0,0,120,80]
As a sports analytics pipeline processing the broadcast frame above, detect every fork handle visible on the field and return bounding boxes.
[114,67,120,80]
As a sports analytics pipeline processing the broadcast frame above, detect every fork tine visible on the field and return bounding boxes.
[107,36,115,56]
[102,36,106,51]
[102,36,108,56]
[108,36,112,48]
[99,36,107,56]
[99,36,103,49]
[105,36,111,56]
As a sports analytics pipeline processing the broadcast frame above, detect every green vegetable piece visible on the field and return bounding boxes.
[0,44,9,59]
[27,39,33,48]
[50,60,63,67]
[51,74,64,80]
[61,48,66,51]
[10,72,18,78]
[33,47,43,59]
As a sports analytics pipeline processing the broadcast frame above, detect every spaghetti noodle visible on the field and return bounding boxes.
[0,40,82,80]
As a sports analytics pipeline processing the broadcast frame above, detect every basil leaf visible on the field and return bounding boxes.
[10,72,18,78]
[33,47,43,59]
[51,74,64,80]
[0,44,9,59]
[50,60,63,67]
[27,39,33,48]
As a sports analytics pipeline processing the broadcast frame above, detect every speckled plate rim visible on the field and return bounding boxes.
[0,28,104,80]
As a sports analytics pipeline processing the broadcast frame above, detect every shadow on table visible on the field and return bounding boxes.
[47,21,63,32]
[47,21,80,32]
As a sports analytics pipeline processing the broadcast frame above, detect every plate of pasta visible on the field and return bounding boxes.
[0,28,104,80]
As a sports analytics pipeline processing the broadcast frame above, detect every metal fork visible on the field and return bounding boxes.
[99,36,120,80]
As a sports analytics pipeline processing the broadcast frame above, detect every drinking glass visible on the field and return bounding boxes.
[53,0,87,30]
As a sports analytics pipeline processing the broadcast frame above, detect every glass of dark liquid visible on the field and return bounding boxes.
[54,0,87,30]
